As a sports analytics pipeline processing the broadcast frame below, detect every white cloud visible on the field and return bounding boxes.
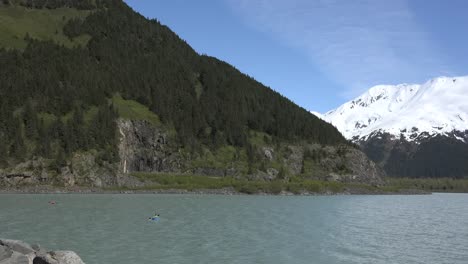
[227,0,451,98]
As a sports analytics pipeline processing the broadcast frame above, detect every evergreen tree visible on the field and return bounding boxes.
[300,159,305,174]
[53,147,67,172]
[36,119,51,157]
[49,117,65,143]
[0,133,8,166]
[64,119,76,155]
[10,118,26,160]
[259,161,266,172]
[277,166,286,180]
[71,105,87,149]
[23,100,39,140]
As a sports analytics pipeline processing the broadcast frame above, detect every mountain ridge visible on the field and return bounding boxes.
[321,76,468,142]
[315,75,468,178]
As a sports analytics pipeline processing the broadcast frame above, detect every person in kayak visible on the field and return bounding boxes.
[148,211,160,220]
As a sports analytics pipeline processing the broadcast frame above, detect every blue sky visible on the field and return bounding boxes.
[123,0,467,112]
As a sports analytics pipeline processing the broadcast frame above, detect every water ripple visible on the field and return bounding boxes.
[0,194,467,264]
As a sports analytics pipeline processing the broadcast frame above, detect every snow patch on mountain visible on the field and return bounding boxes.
[310,111,325,120]
[317,76,468,142]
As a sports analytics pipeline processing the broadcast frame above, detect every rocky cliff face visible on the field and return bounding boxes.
[303,145,383,185]
[0,119,384,189]
[116,120,384,184]
[0,153,119,189]
[117,119,183,174]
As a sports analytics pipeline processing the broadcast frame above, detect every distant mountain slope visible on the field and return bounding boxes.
[318,76,468,178]
[0,0,383,188]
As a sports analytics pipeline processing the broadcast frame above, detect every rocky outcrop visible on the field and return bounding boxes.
[244,143,384,184]
[0,159,49,187]
[0,239,84,264]
[67,153,119,187]
[302,145,383,185]
[118,119,183,173]
[0,153,120,189]
[284,146,304,175]
[341,147,384,185]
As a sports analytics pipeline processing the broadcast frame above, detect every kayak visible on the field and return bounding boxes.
[148,216,160,222]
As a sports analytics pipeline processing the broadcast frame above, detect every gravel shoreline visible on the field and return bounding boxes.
[0,185,431,195]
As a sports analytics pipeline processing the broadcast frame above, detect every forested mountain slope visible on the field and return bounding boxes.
[0,0,382,189]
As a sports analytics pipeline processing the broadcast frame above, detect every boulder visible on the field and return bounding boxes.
[30,245,40,252]
[59,167,75,187]
[0,240,34,255]
[261,147,274,161]
[0,245,12,261]
[1,251,30,264]
[33,255,58,264]
[266,168,279,179]
[51,251,84,264]
[0,239,84,264]
[33,256,53,264]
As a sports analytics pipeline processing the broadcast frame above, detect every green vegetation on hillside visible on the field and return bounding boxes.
[105,173,468,194]
[384,177,468,193]
[0,5,91,49]
[111,94,161,126]
[0,99,119,168]
[0,0,347,176]
[128,172,350,194]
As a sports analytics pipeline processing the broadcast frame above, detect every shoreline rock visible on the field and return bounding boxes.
[0,239,84,264]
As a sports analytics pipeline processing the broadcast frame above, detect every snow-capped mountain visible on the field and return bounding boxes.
[321,76,468,142]
[314,76,468,178]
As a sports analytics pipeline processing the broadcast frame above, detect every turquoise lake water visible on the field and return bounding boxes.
[1,193,467,264]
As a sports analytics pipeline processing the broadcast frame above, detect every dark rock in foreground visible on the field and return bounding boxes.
[0,239,84,264]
